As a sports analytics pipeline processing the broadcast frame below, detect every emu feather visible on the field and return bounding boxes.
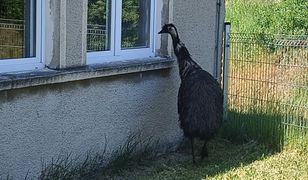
[159,24,223,163]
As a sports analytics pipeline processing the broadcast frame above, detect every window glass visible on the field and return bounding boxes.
[121,0,151,49]
[87,0,112,52]
[87,0,154,63]
[0,0,36,60]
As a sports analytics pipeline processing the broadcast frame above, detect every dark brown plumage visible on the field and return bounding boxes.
[159,24,223,163]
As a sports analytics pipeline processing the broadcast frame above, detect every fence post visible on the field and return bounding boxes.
[223,22,231,121]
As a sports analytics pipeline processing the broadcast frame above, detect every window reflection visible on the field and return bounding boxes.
[121,0,151,49]
[87,0,111,52]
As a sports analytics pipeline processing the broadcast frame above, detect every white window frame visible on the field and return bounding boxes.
[0,0,44,73]
[87,0,156,64]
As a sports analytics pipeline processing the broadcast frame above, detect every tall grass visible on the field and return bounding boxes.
[39,133,161,180]
[226,0,308,35]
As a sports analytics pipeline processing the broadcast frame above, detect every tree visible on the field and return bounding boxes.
[0,0,24,20]
[88,0,107,25]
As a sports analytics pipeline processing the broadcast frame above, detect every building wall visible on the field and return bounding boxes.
[173,0,225,75]
[0,69,181,178]
[0,0,224,178]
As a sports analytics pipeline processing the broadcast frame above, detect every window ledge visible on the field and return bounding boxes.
[0,57,174,91]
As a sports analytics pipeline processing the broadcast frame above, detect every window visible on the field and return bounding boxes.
[87,0,155,64]
[0,0,43,73]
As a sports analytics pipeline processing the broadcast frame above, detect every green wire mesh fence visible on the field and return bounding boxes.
[223,29,308,150]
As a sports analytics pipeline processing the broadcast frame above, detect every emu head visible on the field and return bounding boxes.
[158,23,179,40]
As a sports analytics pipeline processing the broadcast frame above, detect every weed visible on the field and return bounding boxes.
[39,132,161,180]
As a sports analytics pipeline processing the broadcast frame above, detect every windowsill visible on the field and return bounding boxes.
[0,57,174,91]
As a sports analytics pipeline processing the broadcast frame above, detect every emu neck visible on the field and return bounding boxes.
[174,44,201,80]
[169,32,201,79]
[178,55,200,80]
[170,33,180,51]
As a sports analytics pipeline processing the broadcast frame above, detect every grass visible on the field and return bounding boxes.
[38,133,161,180]
[39,145,107,180]
[208,148,308,180]
[226,0,308,35]
[2,135,306,180]
[222,109,284,150]
[3,133,307,179]
[99,138,308,180]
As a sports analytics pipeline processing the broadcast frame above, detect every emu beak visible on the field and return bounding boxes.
[158,29,167,34]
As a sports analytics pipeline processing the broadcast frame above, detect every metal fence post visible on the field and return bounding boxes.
[223,22,231,121]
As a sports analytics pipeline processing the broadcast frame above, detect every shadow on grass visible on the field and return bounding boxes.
[112,110,286,179]
[113,138,276,180]
[221,110,284,151]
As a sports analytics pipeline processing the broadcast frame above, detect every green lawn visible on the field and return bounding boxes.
[38,137,308,179]
[101,138,308,180]
[209,148,308,180]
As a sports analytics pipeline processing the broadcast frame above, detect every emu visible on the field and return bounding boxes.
[159,24,223,163]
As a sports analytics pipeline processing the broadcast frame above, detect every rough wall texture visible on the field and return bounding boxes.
[0,69,181,178]
[65,0,87,67]
[173,0,218,74]
[45,0,87,69]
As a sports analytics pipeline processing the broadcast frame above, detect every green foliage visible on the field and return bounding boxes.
[226,0,308,35]
[88,0,108,25]
[0,0,24,20]
[121,0,140,48]
[122,0,140,23]
[87,0,147,48]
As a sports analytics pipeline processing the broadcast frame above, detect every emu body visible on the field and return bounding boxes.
[159,24,223,163]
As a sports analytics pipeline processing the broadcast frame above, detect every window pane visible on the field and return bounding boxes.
[87,0,111,52]
[0,0,36,60]
[121,0,151,49]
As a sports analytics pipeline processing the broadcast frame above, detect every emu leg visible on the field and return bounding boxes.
[190,138,196,163]
[201,140,208,160]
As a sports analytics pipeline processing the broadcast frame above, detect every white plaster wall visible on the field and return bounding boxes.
[173,0,218,74]
[44,0,87,69]
[0,70,181,179]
